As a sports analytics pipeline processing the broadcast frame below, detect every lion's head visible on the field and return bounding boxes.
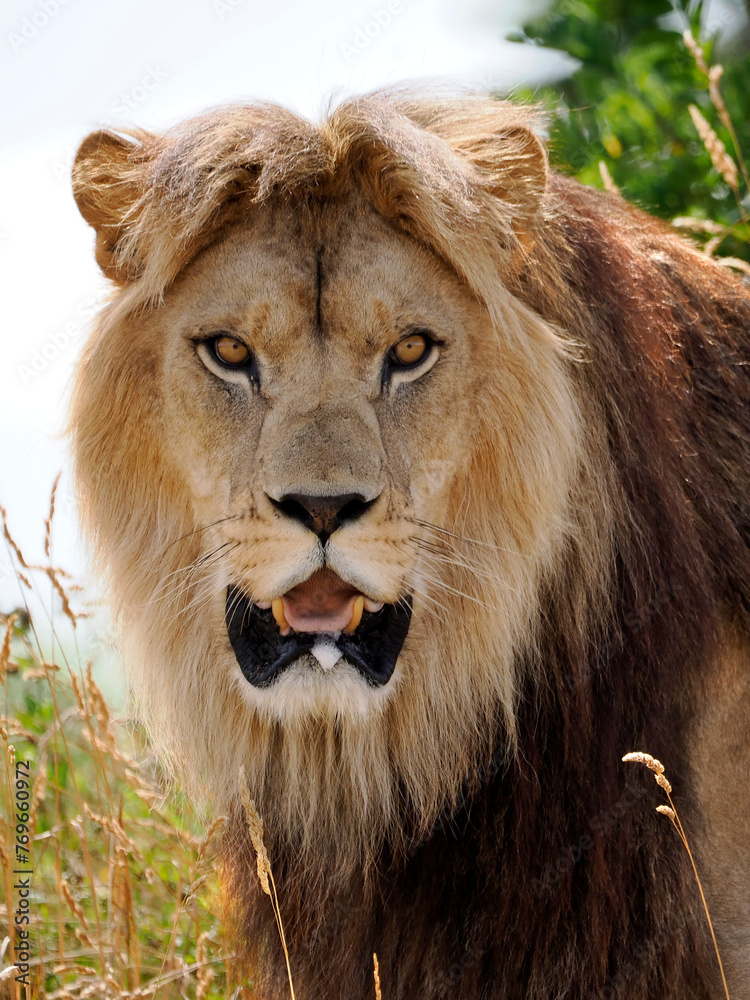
[71,96,605,869]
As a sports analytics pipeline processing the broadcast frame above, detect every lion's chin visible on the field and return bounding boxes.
[224,585,413,689]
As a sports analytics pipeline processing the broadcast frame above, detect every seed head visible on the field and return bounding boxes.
[238,766,271,896]
[622,751,664,775]
[656,773,672,794]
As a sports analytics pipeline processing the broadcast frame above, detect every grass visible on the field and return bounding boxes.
[0,501,240,1000]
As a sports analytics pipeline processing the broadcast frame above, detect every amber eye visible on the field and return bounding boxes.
[212,335,250,366]
[389,333,430,368]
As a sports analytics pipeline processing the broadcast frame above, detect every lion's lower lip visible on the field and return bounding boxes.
[225,586,412,688]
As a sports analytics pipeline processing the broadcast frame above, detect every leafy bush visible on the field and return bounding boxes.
[510,0,750,263]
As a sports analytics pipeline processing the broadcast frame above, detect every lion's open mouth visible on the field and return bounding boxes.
[225,569,412,688]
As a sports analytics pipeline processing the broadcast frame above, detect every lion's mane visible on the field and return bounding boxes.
[71,93,750,999]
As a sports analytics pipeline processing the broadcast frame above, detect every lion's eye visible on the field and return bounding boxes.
[212,335,251,367]
[389,334,430,368]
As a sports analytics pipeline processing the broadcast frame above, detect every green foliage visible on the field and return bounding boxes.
[509,0,750,261]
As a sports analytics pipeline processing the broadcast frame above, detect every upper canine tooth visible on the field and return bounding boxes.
[271,598,291,635]
[363,598,384,613]
[346,595,365,633]
[255,601,272,609]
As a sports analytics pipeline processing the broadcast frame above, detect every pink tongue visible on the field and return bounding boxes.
[281,569,360,633]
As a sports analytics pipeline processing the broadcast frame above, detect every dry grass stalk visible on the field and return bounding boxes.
[671,217,729,236]
[73,924,95,951]
[623,752,730,1000]
[69,670,88,718]
[598,160,619,195]
[708,65,750,194]
[238,766,296,1000]
[2,499,80,627]
[715,256,750,278]
[708,65,730,127]
[688,104,739,191]
[1,503,32,571]
[44,565,78,627]
[83,729,140,771]
[238,770,271,896]
[51,963,98,977]
[373,952,383,1000]
[683,29,709,75]
[44,473,61,560]
[0,613,17,681]
[83,802,146,863]
[195,931,215,1000]
[61,879,90,931]
[196,814,226,865]
[683,29,750,209]
[85,661,111,733]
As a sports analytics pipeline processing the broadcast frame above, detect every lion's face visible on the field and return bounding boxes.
[72,98,585,853]
[154,190,488,718]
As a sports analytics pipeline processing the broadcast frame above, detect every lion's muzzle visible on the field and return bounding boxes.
[225,570,412,687]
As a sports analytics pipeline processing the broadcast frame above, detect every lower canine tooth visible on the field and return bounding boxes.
[346,595,365,633]
[271,598,291,634]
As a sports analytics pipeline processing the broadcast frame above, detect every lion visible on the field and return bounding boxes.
[70,92,750,999]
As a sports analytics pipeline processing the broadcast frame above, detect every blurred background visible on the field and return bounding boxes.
[1,0,748,618]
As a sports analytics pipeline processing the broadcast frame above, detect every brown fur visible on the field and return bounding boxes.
[70,92,750,998]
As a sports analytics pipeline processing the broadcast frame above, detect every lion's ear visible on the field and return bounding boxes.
[72,129,149,284]
[456,125,548,254]
[489,127,547,252]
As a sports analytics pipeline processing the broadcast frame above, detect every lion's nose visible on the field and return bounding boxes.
[270,492,376,543]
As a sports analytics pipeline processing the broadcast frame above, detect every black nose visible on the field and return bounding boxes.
[270,492,374,542]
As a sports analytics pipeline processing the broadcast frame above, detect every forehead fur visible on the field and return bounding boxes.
[72,92,547,317]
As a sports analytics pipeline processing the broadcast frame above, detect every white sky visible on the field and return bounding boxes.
[0,0,582,615]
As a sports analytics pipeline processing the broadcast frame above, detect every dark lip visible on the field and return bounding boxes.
[225,586,413,688]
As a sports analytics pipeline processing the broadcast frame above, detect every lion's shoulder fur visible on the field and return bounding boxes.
[71,93,750,999]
